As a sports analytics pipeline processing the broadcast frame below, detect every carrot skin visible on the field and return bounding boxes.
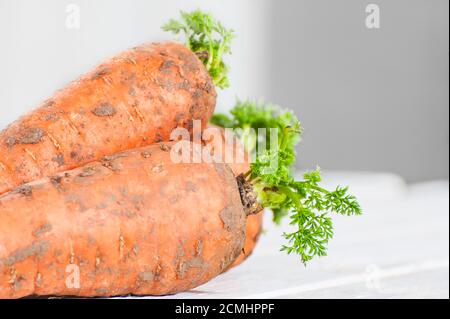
[0,142,244,298]
[0,42,216,195]
[205,125,263,268]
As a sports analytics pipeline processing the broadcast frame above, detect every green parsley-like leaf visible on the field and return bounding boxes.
[251,158,362,265]
[162,10,234,89]
[212,100,362,264]
[211,99,302,159]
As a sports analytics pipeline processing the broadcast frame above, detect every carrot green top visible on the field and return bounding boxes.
[163,10,234,89]
[212,100,362,265]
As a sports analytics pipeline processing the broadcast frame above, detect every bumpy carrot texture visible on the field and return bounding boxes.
[0,142,245,298]
[204,125,263,267]
[232,214,263,267]
[0,42,216,195]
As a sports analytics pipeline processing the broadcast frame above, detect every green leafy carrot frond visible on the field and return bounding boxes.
[162,10,234,89]
[213,100,362,265]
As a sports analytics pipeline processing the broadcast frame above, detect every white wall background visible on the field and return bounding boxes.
[0,0,272,126]
[269,0,449,182]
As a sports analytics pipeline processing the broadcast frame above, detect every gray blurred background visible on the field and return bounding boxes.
[0,0,448,182]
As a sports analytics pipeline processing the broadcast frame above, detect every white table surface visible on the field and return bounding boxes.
[128,171,449,299]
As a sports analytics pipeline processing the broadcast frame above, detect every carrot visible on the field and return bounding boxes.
[0,42,216,195]
[0,142,245,298]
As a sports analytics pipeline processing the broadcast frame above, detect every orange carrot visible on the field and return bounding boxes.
[0,142,245,298]
[0,42,216,195]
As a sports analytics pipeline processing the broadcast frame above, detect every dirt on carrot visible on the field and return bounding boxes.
[0,142,245,298]
[204,125,263,268]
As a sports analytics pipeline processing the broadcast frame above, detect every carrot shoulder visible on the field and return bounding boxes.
[0,42,216,195]
[0,142,244,298]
